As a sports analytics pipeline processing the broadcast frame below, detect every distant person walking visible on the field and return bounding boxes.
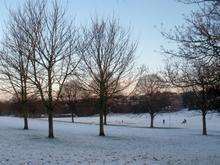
[163,119,165,125]
[181,119,187,125]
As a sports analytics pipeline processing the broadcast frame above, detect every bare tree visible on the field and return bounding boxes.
[60,79,88,123]
[31,1,78,138]
[133,67,170,128]
[161,14,219,67]
[0,6,33,129]
[165,60,217,135]
[12,0,79,138]
[162,0,219,70]
[161,0,219,135]
[79,17,137,136]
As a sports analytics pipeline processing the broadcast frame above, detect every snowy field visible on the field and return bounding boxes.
[0,110,220,165]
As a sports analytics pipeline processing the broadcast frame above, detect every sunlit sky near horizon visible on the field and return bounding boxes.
[0,0,196,72]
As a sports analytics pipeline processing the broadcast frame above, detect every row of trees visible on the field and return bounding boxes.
[0,0,218,138]
[60,73,179,129]
[0,0,136,138]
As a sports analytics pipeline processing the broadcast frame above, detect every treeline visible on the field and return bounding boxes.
[182,89,220,111]
[0,91,181,117]
[0,98,98,117]
[0,0,136,138]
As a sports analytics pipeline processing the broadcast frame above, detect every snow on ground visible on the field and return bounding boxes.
[0,110,219,165]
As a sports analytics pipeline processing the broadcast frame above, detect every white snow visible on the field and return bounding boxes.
[0,110,220,164]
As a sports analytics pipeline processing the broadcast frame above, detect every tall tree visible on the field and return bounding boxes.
[11,0,79,138]
[79,18,137,136]
[165,60,216,135]
[0,7,33,129]
[162,0,219,135]
[30,1,79,138]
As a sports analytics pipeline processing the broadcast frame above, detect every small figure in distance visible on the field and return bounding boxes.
[181,119,187,125]
[163,119,165,125]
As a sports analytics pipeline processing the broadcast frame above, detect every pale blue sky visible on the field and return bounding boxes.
[0,0,195,71]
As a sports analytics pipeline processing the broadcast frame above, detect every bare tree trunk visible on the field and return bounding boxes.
[104,91,108,125]
[202,110,207,135]
[48,108,54,138]
[104,113,107,125]
[47,66,54,138]
[150,113,154,128]
[201,86,207,136]
[99,93,105,136]
[71,111,74,123]
[99,110,105,136]
[23,115,28,130]
[47,90,54,138]
[71,105,74,123]
[23,113,28,130]
[21,101,28,130]
[104,103,107,125]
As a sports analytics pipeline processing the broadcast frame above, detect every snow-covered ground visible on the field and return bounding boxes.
[0,110,219,165]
